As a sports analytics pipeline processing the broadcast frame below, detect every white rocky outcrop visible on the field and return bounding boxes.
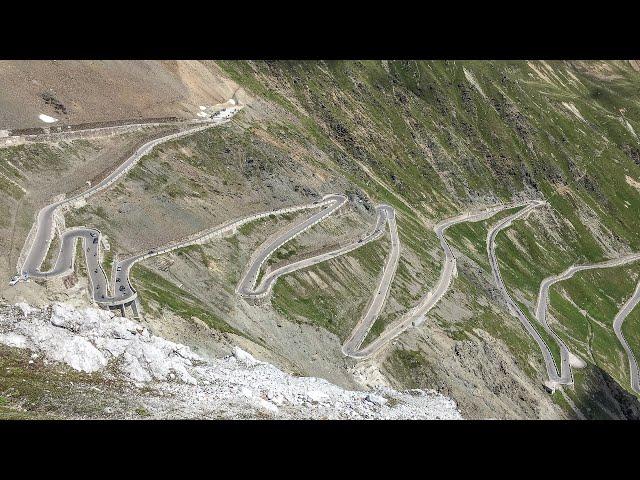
[0,302,462,420]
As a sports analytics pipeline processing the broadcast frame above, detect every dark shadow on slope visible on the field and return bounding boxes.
[569,363,640,419]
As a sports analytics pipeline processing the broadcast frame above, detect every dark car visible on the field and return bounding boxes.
[116,278,121,282]
[93,237,98,244]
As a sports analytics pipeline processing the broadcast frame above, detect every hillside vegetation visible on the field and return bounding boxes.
[215,60,640,417]
[4,61,640,419]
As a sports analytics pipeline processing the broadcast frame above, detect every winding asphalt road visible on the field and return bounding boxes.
[613,280,640,394]
[535,253,640,389]
[241,204,395,301]
[236,197,535,360]
[92,193,522,361]
[484,200,571,387]
[16,106,242,305]
[16,101,639,393]
[237,194,349,298]
[339,205,399,356]
[93,185,640,393]
[232,195,400,352]
[344,201,529,359]
[115,195,345,306]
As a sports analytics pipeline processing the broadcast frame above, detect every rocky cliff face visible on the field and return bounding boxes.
[0,302,462,420]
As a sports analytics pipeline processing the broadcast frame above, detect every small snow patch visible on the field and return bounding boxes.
[258,399,279,414]
[365,393,388,406]
[0,332,29,348]
[569,352,586,369]
[306,389,329,403]
[38,114,58,123]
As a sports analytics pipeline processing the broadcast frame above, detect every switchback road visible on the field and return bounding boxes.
[344,201,530,359]
[16,106,242,305]
[20,103,638,393]
[536,253,640,389]
[613,280,640,394]
[484,201,570,387]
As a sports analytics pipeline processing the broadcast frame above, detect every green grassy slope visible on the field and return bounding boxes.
[40,61,640,416]
[215,61,640,411]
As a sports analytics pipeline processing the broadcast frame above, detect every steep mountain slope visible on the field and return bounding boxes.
[2,61,640,419]
[0,60,242,129]
[213,60,640,417]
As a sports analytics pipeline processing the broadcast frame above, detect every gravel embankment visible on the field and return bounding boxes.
[0,302,462,420]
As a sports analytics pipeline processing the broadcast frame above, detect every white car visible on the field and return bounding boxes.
[9,275,20,286]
